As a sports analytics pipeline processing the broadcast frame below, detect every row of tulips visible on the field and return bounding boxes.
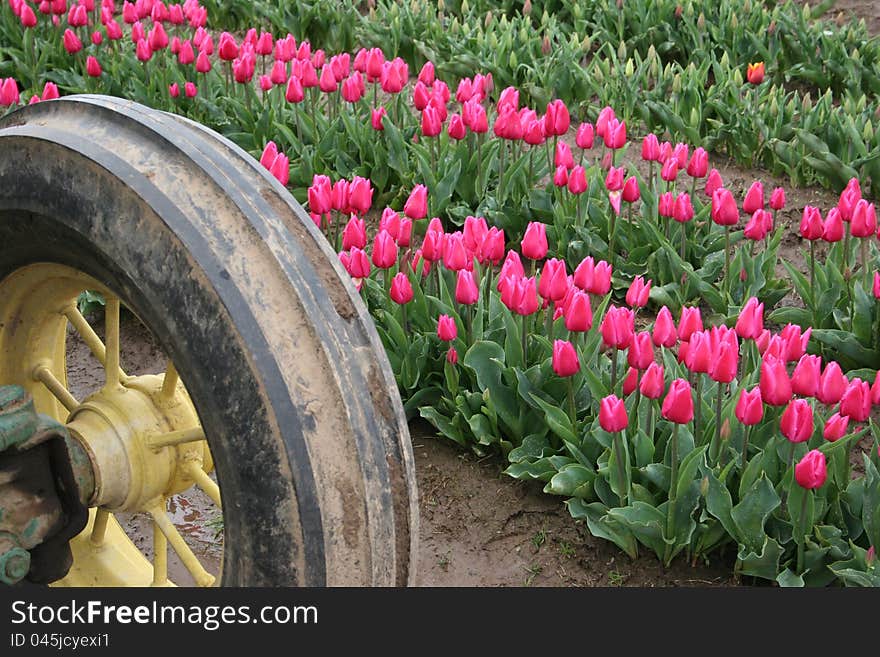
[3,0,879,584]
[325,175,880,584]
[3,0,878,359]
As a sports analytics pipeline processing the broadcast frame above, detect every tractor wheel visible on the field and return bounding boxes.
[0,95,418,587]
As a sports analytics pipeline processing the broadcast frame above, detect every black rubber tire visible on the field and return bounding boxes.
[0,95,418,586]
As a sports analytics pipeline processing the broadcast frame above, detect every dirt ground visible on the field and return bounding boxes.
[800,0,880,35]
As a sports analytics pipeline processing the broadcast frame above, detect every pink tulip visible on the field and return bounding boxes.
[759,356,793,407]
[437,314,457,341]
[735,297,764,340]
[389,273,413,305]
[735,388,764,425]
[404,185,428,220]
[686,147,708,178]
[780,399,814,443]
[601,306,634,350]
[839,378,871,422]
[800,206,823,240]
[625,276,651,309]
[711,188,739,226]
[599,394,628,432]
[455,270,479,305]
[661,378,694,424]
[817,361,847,405]
[823,413,849,442]
[521,222,548,260]
[742,181,765,214]
[652,306,678,348]
[639,363,665,399]
[794,450,827,489]
[553,340,580,378]
[791,354,821,398]
[576,123,595,149]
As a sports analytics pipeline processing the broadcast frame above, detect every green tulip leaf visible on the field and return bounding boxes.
[545,463,596,499]
[731,474,781,553]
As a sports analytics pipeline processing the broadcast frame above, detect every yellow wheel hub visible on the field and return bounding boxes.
[0,263,221,587]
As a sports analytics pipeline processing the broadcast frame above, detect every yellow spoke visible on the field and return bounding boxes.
[184,461,221,509]
[33,365,79,412]
[104,296,121,389]
[146,426,205,450]
[151,520,168,587]
[63,304,127,381]
[161,360,179,399]
[148,502,215,587]
[90,509,110,547]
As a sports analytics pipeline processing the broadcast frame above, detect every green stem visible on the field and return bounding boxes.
[724,226,731,292]
[567,377,576,425]
[810,240,817,327]
[694,375,703,446]
[664,423,681,565]
[476,135,483,192]
[610,346,618,394]
[680,221,687,262]
[608,213,617,271]
[741,424,751,472]
[630,386,641,436]
[710,381,724,465]
[498,139,506,202]
[528,147,535,187]
[861,238,869,290]
[669,423,680,500]
[521,313,528,365]
[613,432,628,507]
[796,491,809,574]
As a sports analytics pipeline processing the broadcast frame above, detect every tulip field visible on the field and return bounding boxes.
[2,0,880,587]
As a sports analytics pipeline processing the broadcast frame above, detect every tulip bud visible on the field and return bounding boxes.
[390,273,414,305]
[652,306,678,348]
[780,399,814,443]
[552,340,580,378]
[840,378,871,422]
[769,187,786,211]
[521,222,548,260]
[661,378,694,424]
[455,269,480,305]
[823,412,850,442]
[742,181,765,214]
[404,184,428,220]
[791,354,821,397]
[627,331,655,370]
[735,297,764,340]
[437,314,457,341]
[677,306,703,341]
[599,394,628,432]
[817,361,847,405]
[822,207,844,242]
[711,187,739,226]
[639,362,665,399]
[794,450,827,489]
[601,306,634,350]
[759,356,793,406]
[735,387,763,425]
[625,276,651,309]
